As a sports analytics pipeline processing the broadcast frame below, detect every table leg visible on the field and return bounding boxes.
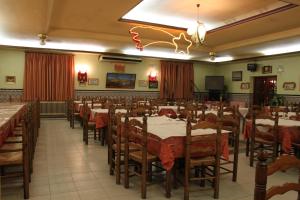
[165,170,171,198]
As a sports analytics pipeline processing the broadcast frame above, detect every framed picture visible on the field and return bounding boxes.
[138,80,148,88]
[262,65,272,74]
[5,76,16,84]
[88,78,99,85]
[240,82,250,90]
[106,73,136,89]
[283,82,296,90]
[114,63,125,72]
[149,80,158,89]
[232,71,242,81]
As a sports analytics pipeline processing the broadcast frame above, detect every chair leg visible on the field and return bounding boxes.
[124,152,129,188]
[172,161,178,189]
[233,132,240,182]
[23,166,30,199]
[213,166,220,199]
[141,163,147,199]
[246,138,249,157]
[184,169,189,200]
[200,166,206,187]
[147,164,152,183]
[101,129,105,146]
[110,151,115,176]
[250,141,255,167]
[116,150,121,185]
[94,128,97,140]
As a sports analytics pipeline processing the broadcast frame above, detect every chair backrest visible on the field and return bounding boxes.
[254,153,300,200]
[205,112,218,123]
[130,107,151,117]
[185,119,221,159]
[124,115,147,157]
[251,111,279,143]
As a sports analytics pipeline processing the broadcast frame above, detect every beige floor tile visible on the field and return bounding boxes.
[50,191,80,200]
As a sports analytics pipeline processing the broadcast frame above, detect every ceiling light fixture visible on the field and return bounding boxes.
[208,56,233,63]
[38,33,48,45]
[187,3,206,45]
[209,52,216,61]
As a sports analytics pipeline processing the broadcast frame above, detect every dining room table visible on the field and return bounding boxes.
[90,108,128,129]
[121,115,230,197]
[0,103,26,146]
[244,114,300,153]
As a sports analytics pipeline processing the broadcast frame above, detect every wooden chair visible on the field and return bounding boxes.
[124,115,158,199]
[219,114,240,182]
[70,100,80,128]
[184,119,221,200]
[108,110,139,184]
[254,152,300,200]
[249,111,279,167]
[82,103,96,145]
[0,117,30,199]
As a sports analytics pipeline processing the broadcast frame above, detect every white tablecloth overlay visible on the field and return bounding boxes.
[90,108,127,118]
[122,116,229,140]
[158,106,179,112]
[253,118,300,127]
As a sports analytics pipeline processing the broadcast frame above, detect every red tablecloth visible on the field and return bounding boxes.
[244,120,300,153]
[123,125,229,171]
[90,113,108,129]
[158,109,177,118]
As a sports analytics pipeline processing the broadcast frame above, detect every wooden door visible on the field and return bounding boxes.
[253,76,277,106]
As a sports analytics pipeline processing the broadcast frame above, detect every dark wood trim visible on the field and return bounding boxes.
[119,18,186,31]
[75,89,159,93]
[0,88,23,91]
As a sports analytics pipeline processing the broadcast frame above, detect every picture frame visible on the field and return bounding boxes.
[262,65,272,74]
[106,73,136,89]
[232,71,243,81]
[5,76,16,84]
[240,82,250,90]
[283,82,296,90]
[138,80,148,88]
[87,78,99,85]
[149,80,158,89]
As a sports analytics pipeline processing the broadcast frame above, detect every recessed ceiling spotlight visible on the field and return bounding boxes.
[37,33,48,45]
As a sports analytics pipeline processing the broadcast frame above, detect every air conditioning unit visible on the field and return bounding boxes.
[99,54,142,63]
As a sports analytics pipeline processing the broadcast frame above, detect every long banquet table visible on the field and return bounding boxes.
[0,103,26,146]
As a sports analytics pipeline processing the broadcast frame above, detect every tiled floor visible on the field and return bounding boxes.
[1,119,298,200]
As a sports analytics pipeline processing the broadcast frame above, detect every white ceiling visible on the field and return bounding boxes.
[0,0,299,62]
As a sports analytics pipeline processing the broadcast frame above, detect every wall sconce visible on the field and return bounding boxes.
[148,70,158,89]
[77,65,88,83]
[148,71,157,81]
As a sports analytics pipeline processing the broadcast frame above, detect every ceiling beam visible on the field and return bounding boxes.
[213,27,300,52]
[280,0,300,5]
[43,0,55,33]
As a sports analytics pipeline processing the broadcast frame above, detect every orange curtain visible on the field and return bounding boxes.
[160,61,194,99]
[24,52,75,101]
